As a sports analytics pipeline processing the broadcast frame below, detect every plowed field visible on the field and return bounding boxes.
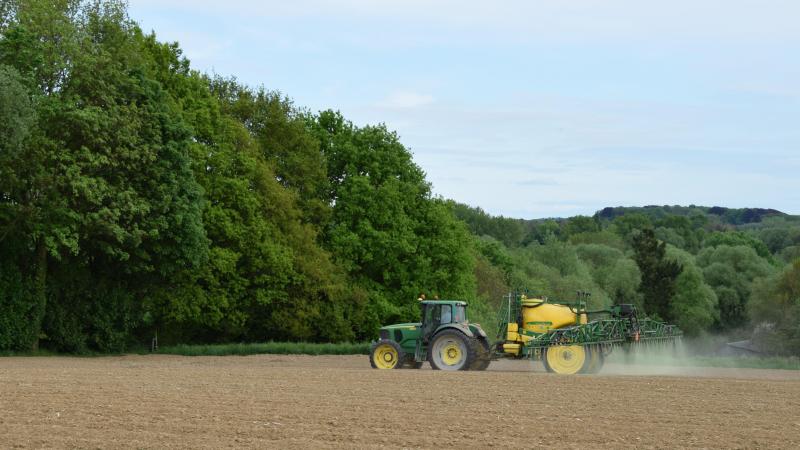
[2,355,800,449]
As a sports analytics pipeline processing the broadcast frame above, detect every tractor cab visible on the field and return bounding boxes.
[420,300,468,341]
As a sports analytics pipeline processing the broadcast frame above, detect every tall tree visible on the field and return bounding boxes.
[136,39,356,343]
[0,64,39,350]
[666,247,718,336]
[749,260,800,354]
[697,244,774,330]
[631,229,682,321]
[309,110,476,329]
[0,0,208,351]
[211,80,330,226]
[563,215,600,237]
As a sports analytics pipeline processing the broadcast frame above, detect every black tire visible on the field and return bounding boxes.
[580,346,605,374]
[470,338,491,371]
[369,339,404,369]
[428,329,477,371]
[542,355,553,373]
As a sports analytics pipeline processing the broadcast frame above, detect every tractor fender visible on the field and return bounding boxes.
[435,323,475,338]
[470,325,488,338]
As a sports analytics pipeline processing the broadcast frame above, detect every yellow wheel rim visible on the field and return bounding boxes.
[546,345,586,375]
[373,344,399,369]
[441,343,462,366]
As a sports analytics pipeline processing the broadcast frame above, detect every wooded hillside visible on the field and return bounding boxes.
[1,1,798,354]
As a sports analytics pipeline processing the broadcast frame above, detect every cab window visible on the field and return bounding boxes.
[424,304,441,325]
[440,305,452,323]
[453,305,466,323]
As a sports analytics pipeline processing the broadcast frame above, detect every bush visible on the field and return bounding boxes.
[0,262,38,351]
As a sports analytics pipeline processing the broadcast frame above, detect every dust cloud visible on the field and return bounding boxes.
[594,340,793,379]
[599,339,702,376]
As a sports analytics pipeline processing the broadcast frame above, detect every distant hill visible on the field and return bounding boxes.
[595,205,787,226]
[452,202,799,249]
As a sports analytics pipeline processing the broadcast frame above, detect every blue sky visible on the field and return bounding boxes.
[128,1,800,218]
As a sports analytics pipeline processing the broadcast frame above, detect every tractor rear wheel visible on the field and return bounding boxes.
[370,339,404,369]
[543,345,590,375]
[470,338,491,371]
[428,330,477,371]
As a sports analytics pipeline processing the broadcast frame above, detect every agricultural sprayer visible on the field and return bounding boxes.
[369,292,682,374]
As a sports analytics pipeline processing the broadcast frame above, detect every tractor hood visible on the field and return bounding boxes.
[380,323,421,331]
[378,323,422,343]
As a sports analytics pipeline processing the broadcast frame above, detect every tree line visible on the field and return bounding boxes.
[457,204,800,354]
[0,1,474,352]
[1,1,798,355]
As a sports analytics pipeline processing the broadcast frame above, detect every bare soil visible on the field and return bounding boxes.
[2,355,800,449]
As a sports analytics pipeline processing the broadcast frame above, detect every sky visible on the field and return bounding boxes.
[127,0,800,219]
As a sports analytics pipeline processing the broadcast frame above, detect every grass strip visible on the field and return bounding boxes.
[155,341,371,356]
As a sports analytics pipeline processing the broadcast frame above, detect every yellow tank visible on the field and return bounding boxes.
[520,297,587,334]
[501,296,588,356]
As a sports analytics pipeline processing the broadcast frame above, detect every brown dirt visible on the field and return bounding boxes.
[2,355,800,449]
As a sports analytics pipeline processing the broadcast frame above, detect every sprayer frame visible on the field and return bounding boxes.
[495,292,683,360]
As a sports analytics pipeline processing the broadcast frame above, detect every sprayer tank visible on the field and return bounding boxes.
[520,297,587,334]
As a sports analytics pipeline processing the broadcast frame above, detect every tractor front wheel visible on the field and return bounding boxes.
[428,330,477,371]
[370,339,404,369]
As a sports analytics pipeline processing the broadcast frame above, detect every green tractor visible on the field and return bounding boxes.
[369,300,492,371]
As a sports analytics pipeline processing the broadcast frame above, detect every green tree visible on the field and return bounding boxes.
[611,213,653,246]
[212,81,330,226]
[575,244,641,306]
[749,260,800,355]
[575,244,624,286]
[563,215,600,237]
[568,229,626,250]
[697,244,774,330]
[631,229,682,321]
[473,252,510,318]
[523,219,561,245]
[137,39,358,343]
[666,247,718,335]
[510,238,610,309]
[475,236,514,278]
[0,0,208,351]
[309,110,476,332]
[780,246,800,264]
[441,202,527,248]
[655,227,686,250]
[756,228,793,254]
[655,215,702,252]
[0,65,39,349]
[605,258,643,307]
[704,231,772,261]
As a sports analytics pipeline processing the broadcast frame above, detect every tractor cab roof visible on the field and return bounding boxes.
[420,300,467,306]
